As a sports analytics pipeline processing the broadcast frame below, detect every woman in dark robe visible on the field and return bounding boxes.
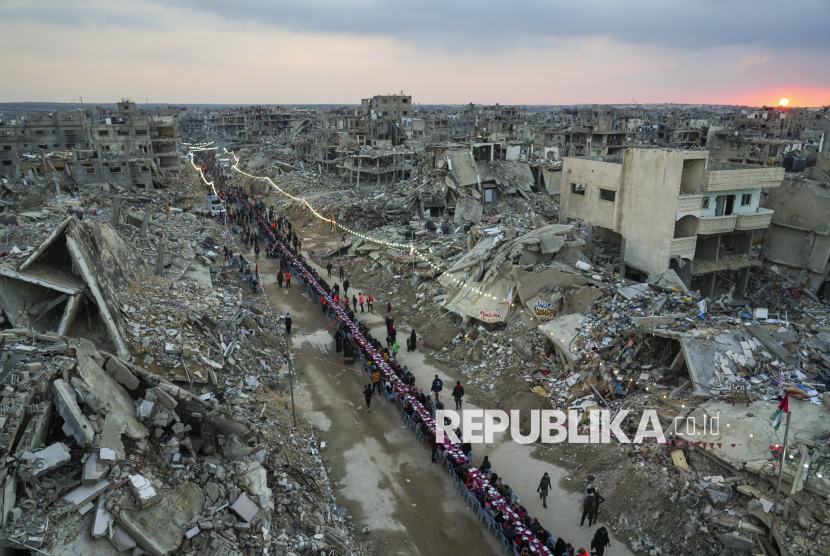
[334,329,343,353]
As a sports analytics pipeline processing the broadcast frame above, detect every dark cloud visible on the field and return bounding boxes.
[166,0,830,50]
[3,0,828,51]
[0,1,158,28]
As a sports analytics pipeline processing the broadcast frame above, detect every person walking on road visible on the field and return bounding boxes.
[391,340,400,361]
[363,384,373,412]
[286,270,291,287]
[372,369,382,394]
[284,313,293,335]
[430,375,443,402]
[386,302,392,316]
[352,294,357,309]
[343,279,350,296]
[408,329,417,352]
[580,488,598,528]
[359,293,365,312]
[537,472,552,508]
[590,527,611,556]
[339,265,344,281]
[367,295,373,313]
[326,262,333,277]
[452,381,464,409]
[277,271,284,288]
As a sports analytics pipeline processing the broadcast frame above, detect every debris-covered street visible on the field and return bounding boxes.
[1,17,830,554]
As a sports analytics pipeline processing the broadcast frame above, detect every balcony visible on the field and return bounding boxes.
[701,168,784,192]
[697,215,736,235]
[670,237,697,256]
[735,208,773,231]
[675,194,703,213]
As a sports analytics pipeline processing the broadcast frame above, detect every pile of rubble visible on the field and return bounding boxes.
[0,165,375,556]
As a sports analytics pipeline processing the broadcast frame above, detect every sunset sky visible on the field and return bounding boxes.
[1,0,828,106]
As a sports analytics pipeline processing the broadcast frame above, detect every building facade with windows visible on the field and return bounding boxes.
[560,148,783,296]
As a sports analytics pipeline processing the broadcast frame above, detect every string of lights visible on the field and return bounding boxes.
[188,146,515,305]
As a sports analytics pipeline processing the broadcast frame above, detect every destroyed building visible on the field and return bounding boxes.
[559,148,784,296]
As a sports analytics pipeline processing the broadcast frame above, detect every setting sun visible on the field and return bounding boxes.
[780,98,789,106]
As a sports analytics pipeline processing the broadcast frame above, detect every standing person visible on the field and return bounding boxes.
[284,313,293,335]
[339,265,344,281]
[386,302,392,316]
[334,329,343,352]
[352,294,357,309]
[343,279,350,297]
[363,383,373,412]
[590,486,606,519]
[367,295,373,313]
[254,244,260,261]
[590,527,611,556]
[580,488,598,528]
[452,381,465,409]
[358,293,364,312]
[326,262,332,278]
[286,270,291,287]
[371,369,381,394]
[409,329,417,352]
[391,340,400,361]
[537,472,552,508]
[277,271,284,288]
[430,375,443,402]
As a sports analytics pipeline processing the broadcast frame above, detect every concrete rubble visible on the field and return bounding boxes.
[1,97,829,556]
[0,128,370,555]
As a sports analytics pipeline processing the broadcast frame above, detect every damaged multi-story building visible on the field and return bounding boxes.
[559,148,784,297]
[74,99,181,190]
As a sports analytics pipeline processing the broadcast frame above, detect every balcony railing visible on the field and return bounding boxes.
[697,215,736,235]
[675,195,703,213]
[670,237,697,256]
[735,208,774,231]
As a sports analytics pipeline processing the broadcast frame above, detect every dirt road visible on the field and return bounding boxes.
[255,239,634,556]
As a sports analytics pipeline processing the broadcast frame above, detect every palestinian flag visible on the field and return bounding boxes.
[771,394,789,431]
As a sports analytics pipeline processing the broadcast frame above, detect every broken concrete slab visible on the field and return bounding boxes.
[128,474,162,508]
[76,352,148,458]
[539,313,587,367]
[153,387,177,410]
[115,481,204,556]
[718,532,754,551]
[61,479,110,510]
[563,285,604,315]
[647,269,687,291]
[230,492,259,523]
[53,378,95,446]
[92,508,115,538]
[680,338,717,398]
[109,525,137,552]
[21,442,71,478]
[105,357,139,390]
[514,267,586,301]
[747,324,797,365]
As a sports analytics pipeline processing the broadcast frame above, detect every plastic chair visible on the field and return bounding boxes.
[499,533,512,556]
[482,512,497,534]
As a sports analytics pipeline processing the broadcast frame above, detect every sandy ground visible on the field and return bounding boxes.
[251,237,635,556]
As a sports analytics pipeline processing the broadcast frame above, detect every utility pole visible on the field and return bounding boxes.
[332,212,341,255]
[285,352,297,427]
[769,411,791,542]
